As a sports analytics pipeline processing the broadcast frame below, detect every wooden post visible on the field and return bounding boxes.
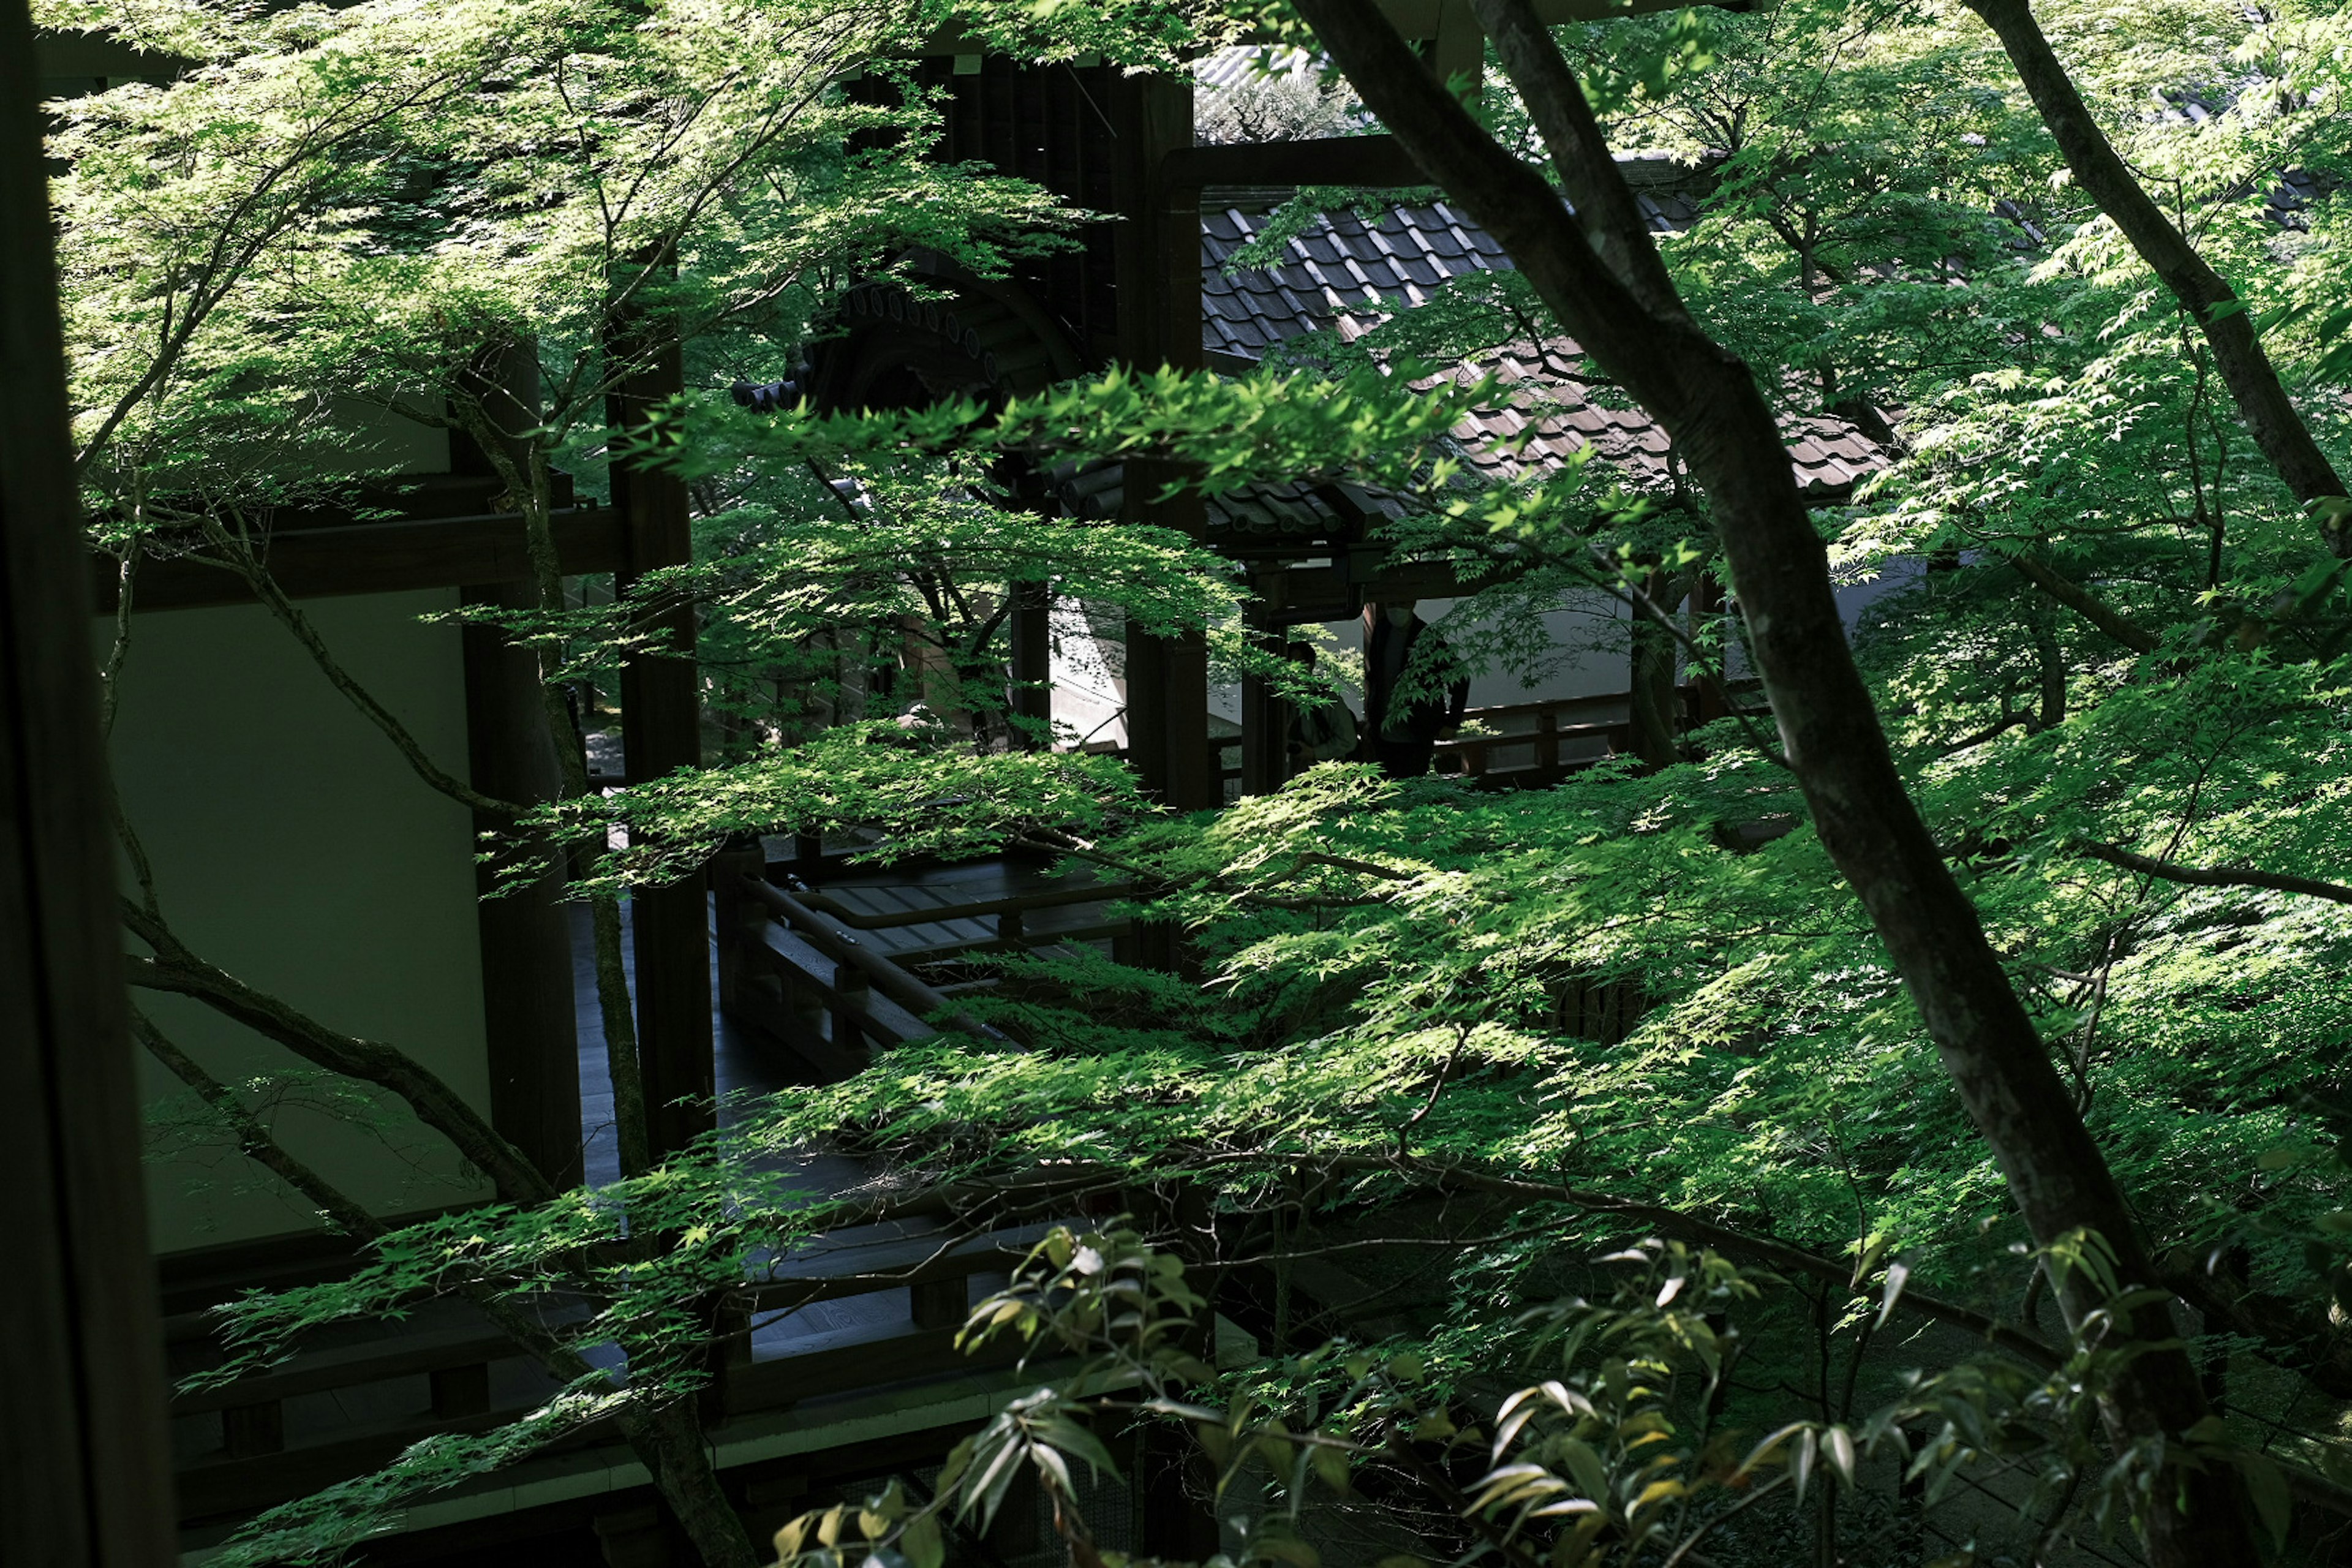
[1122,619,1213,810]
[831,963,869,1054]
[1123,618,1168,794]
[1692,570,1729,724]
[1238,575,1286,796]
[1114,70,1215,815]
[704,1289,753,1425]
[0,4,178,1558]
[608,327,715,1160]
[909,1274,968,1332]
[1137,1180,1223,1559]
[708,841,766,1025]
[1169,630,1213,809]
[1008,579,1052,748]
[453,341,582,1186]
[1628,568,1680,769]
[462,579,583,1188]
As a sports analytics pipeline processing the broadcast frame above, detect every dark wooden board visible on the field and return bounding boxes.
[93,508,627,612]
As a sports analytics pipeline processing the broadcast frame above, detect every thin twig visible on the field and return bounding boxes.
[1660,1472,1791,1568]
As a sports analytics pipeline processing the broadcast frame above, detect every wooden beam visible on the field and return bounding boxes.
[1163,134,1430,196]
[607,330,715,1161]
[0,1,178,1560]
[907,0,1727,55]
[93,507,627,614]
[452,342,582,1187]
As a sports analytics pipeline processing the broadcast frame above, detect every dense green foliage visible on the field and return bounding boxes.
[54,0,2352,1561]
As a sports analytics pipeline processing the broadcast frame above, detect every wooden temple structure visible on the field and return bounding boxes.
[26,1,1883,1561]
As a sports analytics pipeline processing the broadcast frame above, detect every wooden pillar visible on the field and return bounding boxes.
[1628,568,1681,770]
[1238,575,1286,796]
[1113,70,1213,813]
[456,342,582,1188]
[462,581,583,1188]
[1120,622,1200,973]
[1692,570,1729,724]
[1122,622,1164,797]
[1137,1181,1222,1559]
[0,4,178,1558]
[608,329,715,1159]
[1429,0,1485,96]
[1008,579,1052,748]
[1125,621,1213,810]
[707,839,765,1025]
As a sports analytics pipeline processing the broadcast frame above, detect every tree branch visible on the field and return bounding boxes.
[1298,1151,2063,1370]
[121,902,554,1205]
[2076,842,2352,906]
[2008,553,2161,654]
[133,1008,758,1566]
[195,516,521,818]
[1962,0,2348,540]
[132,1006,382,1238]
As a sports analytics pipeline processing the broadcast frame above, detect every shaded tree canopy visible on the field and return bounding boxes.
[50,0,2352,1561]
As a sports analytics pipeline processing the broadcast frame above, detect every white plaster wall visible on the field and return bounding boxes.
[1199,591,1640,733]
[1049,600,1129,749]
[105,590,494,1253]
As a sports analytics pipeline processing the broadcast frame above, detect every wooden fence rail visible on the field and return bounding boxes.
[1188,677,1763,793]
[167,1223,1052,1524]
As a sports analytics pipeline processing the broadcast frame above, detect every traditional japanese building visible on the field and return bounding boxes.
[29,10,1888,1564]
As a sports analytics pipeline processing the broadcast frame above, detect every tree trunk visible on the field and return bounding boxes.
[1286,0,2261,1558]
[1965,0,2346,542]
[623,1401,763,1568]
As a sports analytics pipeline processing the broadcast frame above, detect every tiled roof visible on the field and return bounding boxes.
[2260,165,2335,230]
[1195,45,1315,93]
[2145,88,2339,229]
[1198,192,1885,511]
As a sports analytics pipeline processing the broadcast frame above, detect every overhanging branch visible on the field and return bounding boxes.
[2008,554,2162,654]
[2077,842,2352,906]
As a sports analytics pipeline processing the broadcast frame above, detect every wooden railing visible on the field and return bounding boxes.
[1193,679,1762,793]
[718,872,986,1061]
[790,877,1127,956]
[166,1222,1052,1524]
[712,850,1131,1063]
[1434,691,1640,783]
